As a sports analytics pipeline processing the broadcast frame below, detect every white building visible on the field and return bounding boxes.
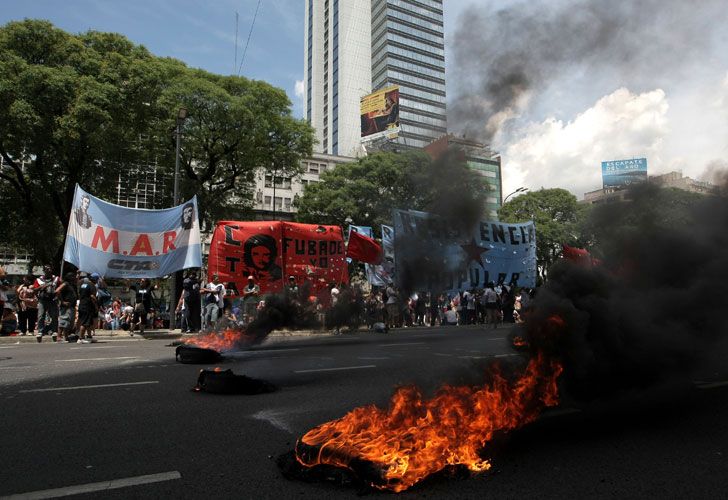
[251,152,355,220]
[304,0,371,157]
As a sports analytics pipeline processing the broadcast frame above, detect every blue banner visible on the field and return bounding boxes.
[63,184,202,278]
[393,209,536,293]
[601,158,647,188]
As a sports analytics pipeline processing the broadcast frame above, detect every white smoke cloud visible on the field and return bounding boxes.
[294,79,304,99]
[499,88,669,198]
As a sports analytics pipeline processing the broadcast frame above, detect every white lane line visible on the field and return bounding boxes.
[434,353,453,357]
[494,353,519,358]
[378,342,425,347]
[19,381,159,393]
[0,365,34,370]
[69,346,123,350]
[459,355,489,359]
[695,380,728,389]
[55,357,140,362]
[294,365,376,374]
[226,348,300,357]
[0,470,181,499]
[358,356,390,360]
[0,345,21,349]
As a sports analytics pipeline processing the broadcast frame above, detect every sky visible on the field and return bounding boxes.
[2,0,727,199]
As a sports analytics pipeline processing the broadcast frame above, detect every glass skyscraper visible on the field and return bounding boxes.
[370,0,447,148]
[304,0,447,154]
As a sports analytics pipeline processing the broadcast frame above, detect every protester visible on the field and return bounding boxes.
[130,278,155,336]
[443,304,458,326]
[55,272,78,342]
[484,282,500,328]
[242,275,260,324]
[182,270,202,332]
[75,275,97,343]
[1,301,18,336]
[16,275,38,335]
[385,284,398,328]
[33,265,59,342]
[201,273,225,330]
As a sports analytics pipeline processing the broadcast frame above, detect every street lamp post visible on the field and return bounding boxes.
[503,187,528,204]
[170,107,187,331]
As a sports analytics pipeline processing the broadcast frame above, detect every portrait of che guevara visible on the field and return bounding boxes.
[242,233,282,284]
[75,194,93,229]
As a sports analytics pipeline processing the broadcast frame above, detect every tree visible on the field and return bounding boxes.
[295,150,491,232]
[0,20,313,265]
[498,188,587,280]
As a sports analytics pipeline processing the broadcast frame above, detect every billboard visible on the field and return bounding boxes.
[62,184,202,278]
[393,209,537,294]
[206,221,348,297]
[601,158,647,188]
[360,85,400,142]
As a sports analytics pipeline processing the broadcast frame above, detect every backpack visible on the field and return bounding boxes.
[97,288,112,307]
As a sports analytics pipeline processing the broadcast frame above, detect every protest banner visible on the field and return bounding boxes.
[62,184,202,278]
[207,221,347,296]
[392,209,537,293]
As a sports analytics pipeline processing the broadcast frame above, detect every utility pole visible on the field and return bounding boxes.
[170,108,187,331]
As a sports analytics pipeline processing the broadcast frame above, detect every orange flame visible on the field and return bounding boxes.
[296,353,563,492]
[183,328,250,352]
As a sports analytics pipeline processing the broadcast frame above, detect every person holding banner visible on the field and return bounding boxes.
[55,272,78,342]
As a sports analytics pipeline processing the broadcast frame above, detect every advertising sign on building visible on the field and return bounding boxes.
[63,184,202,278]
[601,158,648,188]
[360,85,400,142]
[207,221,348,296]
[393,209,536,294]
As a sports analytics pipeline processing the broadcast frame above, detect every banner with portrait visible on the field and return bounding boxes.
[207,221,348,297]
[62,184,202,278]
[392,209,536,294]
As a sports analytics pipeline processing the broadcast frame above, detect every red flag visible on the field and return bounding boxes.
[347,229,383,264]
[562,244,600,267]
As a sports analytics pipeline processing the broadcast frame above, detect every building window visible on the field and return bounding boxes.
[264,196,271,208]
[274,197,283,210]
[284,198,292,210]
[309,164,319,174]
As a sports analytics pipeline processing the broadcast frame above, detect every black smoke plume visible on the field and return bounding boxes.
[450,0,726,142]
[522,182,728,401]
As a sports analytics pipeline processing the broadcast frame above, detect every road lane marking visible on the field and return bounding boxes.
[358,356,390,360]
[0,346,21,349]
[294,365,376,374]
[434,353,453,357]
[69,346,123,350]
[378,342,425,347]
[695,380,728,389]
[494,353,519,358]
[0,470,181,499]
[55,357,140,362]
[0,365,34,370]
[19,381,159,393]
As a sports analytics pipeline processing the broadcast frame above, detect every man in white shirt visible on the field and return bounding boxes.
[202,274,226,330]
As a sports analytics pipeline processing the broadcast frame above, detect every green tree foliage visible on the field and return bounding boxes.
[294,150,491,232]
[498,188,587,279]
[0,19,313,265]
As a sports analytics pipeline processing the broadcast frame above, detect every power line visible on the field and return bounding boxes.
[237,0,262,76]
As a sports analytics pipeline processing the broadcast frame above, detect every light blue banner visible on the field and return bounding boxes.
[393,209,536,293]
[63,184,202,278]
[601,158,647,188]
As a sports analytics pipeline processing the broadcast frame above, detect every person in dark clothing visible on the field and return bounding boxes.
[55,272,78,342]
[182,271,201,332]
[77,276,97,343]
[130,278,155,336]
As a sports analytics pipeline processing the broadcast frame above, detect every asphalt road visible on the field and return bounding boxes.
[1,325,727,499]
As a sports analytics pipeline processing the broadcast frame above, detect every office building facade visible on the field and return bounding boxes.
[370,0,447,148]
[304,0,447,154]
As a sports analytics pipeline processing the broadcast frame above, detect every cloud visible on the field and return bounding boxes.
[294,79,304,99]
[500,88,669,198]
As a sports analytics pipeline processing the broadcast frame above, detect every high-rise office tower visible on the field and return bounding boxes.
[304,0,447,155]
[370,0,447,148]
[304,0,371,156]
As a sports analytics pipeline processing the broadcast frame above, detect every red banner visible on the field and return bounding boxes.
[207,221,348,297]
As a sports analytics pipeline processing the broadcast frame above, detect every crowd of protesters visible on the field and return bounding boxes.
[1,263,536,339]
[0,265,165,341]
[361,282,534,331]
